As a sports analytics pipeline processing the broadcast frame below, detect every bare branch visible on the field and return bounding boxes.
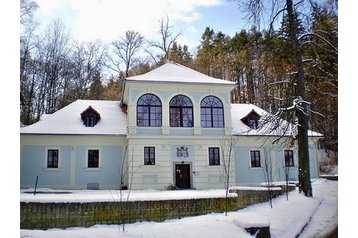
[147,16,181,60]
[298,32,338,53]
[111,30,144,77]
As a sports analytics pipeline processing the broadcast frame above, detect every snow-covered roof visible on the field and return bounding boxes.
[126,61,236,86]
[21,100,321,137]
[231,103,323,137]
[20,100,127,135]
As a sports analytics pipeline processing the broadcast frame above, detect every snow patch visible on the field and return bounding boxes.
[233,212,270,228]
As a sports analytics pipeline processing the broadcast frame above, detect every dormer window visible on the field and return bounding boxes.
[248,118,258,129]
[85,116,95,127]
[81,106,101,127]
[241,109,261,129]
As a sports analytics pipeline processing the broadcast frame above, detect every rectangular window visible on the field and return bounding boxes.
[284,150,295,167]
[47,149,59,168]
[248,118,258,129]
[85,116,95,127]
[144,147,155,165]
[88,149,99,168]
[209,147,220,166]
[250,150,261,167]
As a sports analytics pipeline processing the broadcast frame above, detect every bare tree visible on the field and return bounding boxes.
[69,40,107,100]
[220,136,237,216]
[108,146,136,232]
[33,19,71,118]
[283,148,292,201]
[20,0,38,28]
[147,16,181,61]
[20,0,39,124]
[262,146,274,208]
[235,0,337,197]
[110,30,144,77]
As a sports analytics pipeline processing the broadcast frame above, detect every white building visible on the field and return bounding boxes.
[20,62,321,190]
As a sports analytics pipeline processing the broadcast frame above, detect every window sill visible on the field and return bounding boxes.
[249,167,262,170]
[84,167,102,171]
[43,168,60,171]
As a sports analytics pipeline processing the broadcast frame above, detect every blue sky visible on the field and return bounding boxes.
[32,0,252,51]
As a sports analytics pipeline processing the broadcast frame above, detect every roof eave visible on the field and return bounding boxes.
[125,79,236,87]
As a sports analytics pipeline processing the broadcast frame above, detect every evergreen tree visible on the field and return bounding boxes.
[87,71,105,100]
[168,41,193,66]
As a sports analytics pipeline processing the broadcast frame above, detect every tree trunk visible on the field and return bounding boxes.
[286,0,312,197]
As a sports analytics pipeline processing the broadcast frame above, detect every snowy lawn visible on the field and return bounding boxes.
[20,179,337,238]
[20,189,237,203]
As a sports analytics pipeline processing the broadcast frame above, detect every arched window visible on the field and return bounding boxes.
[137,94,162,127]
[200,96,224,128]
[169,95,193,127]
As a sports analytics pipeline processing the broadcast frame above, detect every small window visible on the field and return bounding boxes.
[284,150,295,167]
[88,149,99,168]
[80,106,101,127]
[144,147,155,165]
[248,118,258,129]
[250,150,261,168]
[241,110,261,129]
[85,116,95,127]
[47,149,59,168]
[209,147,220,166]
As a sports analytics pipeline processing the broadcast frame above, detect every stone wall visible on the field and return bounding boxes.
[230,185,296,209]
[21,187,292,229]
[21,197,238,229]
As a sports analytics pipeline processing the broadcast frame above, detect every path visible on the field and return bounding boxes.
[297,179,338,238]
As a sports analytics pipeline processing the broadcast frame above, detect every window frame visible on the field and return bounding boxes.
[248,118,258,129]
[208,147,221,166]
[284,150,295,167]
[144,147,156,165]
[137,93,162,127]
[47,148,59,169]
[250,150,261,168]
[84,116,95,127]
[169,95,194,127]
[87,149,100,168]
[200,96,224,128]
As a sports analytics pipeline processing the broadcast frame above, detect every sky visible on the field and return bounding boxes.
[32,0,251,51]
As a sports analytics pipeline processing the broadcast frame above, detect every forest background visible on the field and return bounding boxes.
[19,0,338,161]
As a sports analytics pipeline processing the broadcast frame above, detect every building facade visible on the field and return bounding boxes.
[20,62,321,190]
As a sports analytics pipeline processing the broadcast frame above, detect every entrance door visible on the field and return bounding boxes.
[175,164,191,189]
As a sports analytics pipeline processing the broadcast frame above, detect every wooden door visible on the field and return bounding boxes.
[175,164,191,189]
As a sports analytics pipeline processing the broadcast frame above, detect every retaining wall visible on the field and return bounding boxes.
[21,187,293,229]
[21,197,238,229]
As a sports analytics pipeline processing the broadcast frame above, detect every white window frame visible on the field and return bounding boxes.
[86,147,101,170]
[283,149,297,168]
[249,149,262,169]
[144,146,156,166]
[208,147,221,166]
[44,147,60,170]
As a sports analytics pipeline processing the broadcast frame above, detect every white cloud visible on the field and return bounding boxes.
[35,0,223,43]
[187,25,197,33]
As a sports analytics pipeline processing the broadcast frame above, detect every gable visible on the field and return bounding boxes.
[126,61,236,85]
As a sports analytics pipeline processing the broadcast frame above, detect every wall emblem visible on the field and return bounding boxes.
[177,146,189,159]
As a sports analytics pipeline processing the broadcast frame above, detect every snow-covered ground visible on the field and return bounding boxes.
[20,188,237,203]
[20,179,337,238]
